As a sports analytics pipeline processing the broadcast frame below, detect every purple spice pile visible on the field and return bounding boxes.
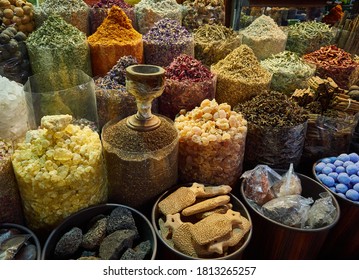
[165,54,214,82]
[95,55,138,89]
[143,18,194,67]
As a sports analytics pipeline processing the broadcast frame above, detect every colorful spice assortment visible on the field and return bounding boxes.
[194,24,242,67]
[88,6,143,77]
[0,75,31,140]
[174,99,247,186]
[135,0,182,35]
[89,0,135,34]
[157,183,251,258]
[39,0,90,34]
[26,14,92,76]
[95,56,138,128]
[261,51,316,94]
[143,18,194,67]
[240,15,287,60]
[285,21,335,56]
[211,45,272,107]
[0,0,35,34]
[0,139,24,225]
[182,0,225,32]
[0,23,31,84]
[234,91,308,169]
[160,54,216,119]
[11,115,108,232]
[303,45,359,89]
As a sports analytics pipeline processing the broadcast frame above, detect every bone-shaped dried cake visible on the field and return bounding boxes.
[190,209,242,245]
[158,183,206,215]
[164,213,198,257]
[195,203,233,219]
[181,195,231,216]
[208,216,251,254]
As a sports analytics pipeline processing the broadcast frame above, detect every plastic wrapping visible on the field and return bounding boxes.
[24,69,99,129]
[272,163,302,197]
[302,113,359,162]
[1,76,34,141]
[241,165,281,206]
[244,121,307,170]
[159,75,217,120]
[11,115,108,233]
[305,193,337,229]
[262,195,314,228]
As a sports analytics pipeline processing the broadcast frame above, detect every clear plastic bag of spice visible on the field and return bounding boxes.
[24,69,99,129]
[302,113,359,162]
[244,121,308,170]
[12,114,108,234]
[159,75,217,119]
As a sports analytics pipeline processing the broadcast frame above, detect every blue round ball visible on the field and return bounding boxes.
[328,172,338,181]
[343,161,355,168]
[329,156,337,163]
[322,166,333,175]
[315,162,326,173]
[349,152,359,163]
[350,175,359,185]
[321,158,332,164]
[321,176,335,187]
[346,164,359,175]
[336,166,345,173]
[337,193,347,199]
[329,187,337,193]
[346,189,359,201]
[326,163,336,170]
[336,183,349,194]
[338,154,350,162]
[334,160,344,167]
[337,173,351,185]
[353,183,359,192]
